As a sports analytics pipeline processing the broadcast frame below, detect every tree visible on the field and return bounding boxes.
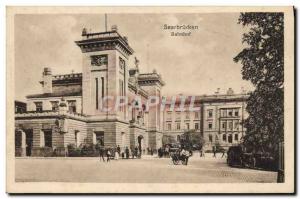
[233,13,284,156]
[179,130,205,150]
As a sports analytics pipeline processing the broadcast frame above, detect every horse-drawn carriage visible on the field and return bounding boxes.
[170,149,192,165]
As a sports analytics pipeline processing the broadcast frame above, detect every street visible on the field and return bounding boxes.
[15,154,277,183]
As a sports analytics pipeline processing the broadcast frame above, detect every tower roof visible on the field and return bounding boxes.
[75,30,134,57]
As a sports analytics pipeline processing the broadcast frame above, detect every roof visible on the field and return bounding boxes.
[27,90,82,99]
[40,73,82,85]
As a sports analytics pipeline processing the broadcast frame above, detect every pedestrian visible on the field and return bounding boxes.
[99,147,105,162]
[106,148,111,162]
[221,149,226,158]
[117,145,121,156]
[115,148,119,160]
[125,146,129,159]
[213,146,217,158]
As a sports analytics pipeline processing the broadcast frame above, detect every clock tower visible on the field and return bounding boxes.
[75,26,134,120]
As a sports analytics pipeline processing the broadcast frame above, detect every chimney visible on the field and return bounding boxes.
[111,25,118,32]
[42,67,52,93]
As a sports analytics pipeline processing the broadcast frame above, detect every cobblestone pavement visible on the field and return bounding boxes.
[15,155,277,183]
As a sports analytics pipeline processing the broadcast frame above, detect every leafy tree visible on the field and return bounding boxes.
[234,13,284,156]
[179,130,205,150]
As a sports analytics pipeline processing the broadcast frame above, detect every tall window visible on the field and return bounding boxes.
[101,77,104,99]
[228,134,233,143]
[228,110,233,117]
[234,121,239,130]
[208,122,212,129]
[186,123,190,130]
[95,78,99,109]
[208,109,213,118]
[234,134,239,141]
[44,130,52,147]
[34,102,43,112]
[228,121,233,130]
[222,121,226,130]
[68,100,76,113]
[176,123,180,130]
[75,130,80,147]
[221,110,227,117]
[50,101,59,111]
[234,110,239,117]
[222,134,227,141]
[195,123,199,130]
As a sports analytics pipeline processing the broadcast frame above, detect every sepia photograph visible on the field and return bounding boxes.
[6,6,295,193]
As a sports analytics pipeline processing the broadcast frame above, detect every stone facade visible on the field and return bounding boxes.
[15,27,164,157]
[162,92,249,151]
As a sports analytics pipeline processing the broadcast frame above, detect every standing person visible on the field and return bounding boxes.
[213,146,217,158]
[99,147,105,162]
[115,148,119,160]
[221,149,226,158]
[125,146,129,159]
[106,148,111,162]
[117,145,121,156]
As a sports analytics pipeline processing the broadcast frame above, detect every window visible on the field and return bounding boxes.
[101,77,104,99]
[34,102,43,112]
[68,100,76,113]
[208,109,213,118]
[176,123,181,130]
[228,121,233,130]
[96,78,99,109]
[228,134,233,143]
[234,110,239,117]
[222,121,226,130]
[222,134,226,141]
[221,110,227,117]
[195,123,199,130]
[167,123,171,131]
[91,55,108,66]
[195,112,199,119]
[234,134,239,141]
[186,123,190,130]
[228,110,233,117]
[75,130,80,147]
[234,121,239,130]
[185,112,190,120]
[51,101,59,111]
[208,122,212,129]
[44,130,52,147]
[209,134,213,142]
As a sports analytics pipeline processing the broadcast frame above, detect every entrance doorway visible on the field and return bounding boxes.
[25,130,33,156]
[137,135,144,153]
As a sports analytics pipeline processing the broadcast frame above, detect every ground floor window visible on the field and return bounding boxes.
[234,134,239,141]
[222,134,226,142]
[44,130,52,147]
[228,134,232,143]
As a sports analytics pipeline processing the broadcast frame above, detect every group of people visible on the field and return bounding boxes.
[157,146,171,158]
[98,145,152,162]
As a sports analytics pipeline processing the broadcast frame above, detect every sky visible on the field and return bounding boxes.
[14,13,254,101]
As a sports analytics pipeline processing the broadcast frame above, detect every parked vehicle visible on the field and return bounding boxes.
[227,145,278,171]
